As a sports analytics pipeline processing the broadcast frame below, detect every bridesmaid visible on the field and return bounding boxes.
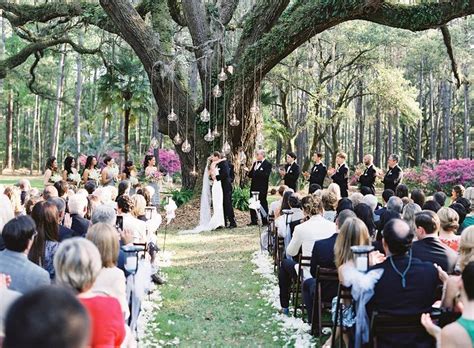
[121,160,138,195]
[144,155,161,206]
[82,155,98,185]
[62,156,78,182]
[101,156,118,187]
[43,156,59,187]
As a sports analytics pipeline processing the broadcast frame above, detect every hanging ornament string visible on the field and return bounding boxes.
[168,68,178,122]
[213,46,220,138]
[204,50,214,142]
[200,56,210,122]
[182,84,191,153]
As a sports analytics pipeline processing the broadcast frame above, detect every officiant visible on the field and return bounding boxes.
[245,150,272,226]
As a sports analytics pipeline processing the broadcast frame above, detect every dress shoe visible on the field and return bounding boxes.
[151,273,165,285]
[228,224,237,229]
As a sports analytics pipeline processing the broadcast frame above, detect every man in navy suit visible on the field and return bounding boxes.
[329,152,349,197]
[367,219,439,348]
[246,149,272,225]
[413,210,458,274]
[68,194,91,238]
[214,152,237,228]
[279,152,300,191]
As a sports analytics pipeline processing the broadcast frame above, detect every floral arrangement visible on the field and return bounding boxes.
[68,173,82,184]
[109,166,119,178]
[88,169,101,182]
[146,168,162,183]
[50,174,62,183]
[147,148,181,175]
[403,164,434,193]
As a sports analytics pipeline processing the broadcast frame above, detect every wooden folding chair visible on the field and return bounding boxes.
[293,253,312,318]
[331,284,353,347]
[311,267,339,336]
[267,213,275,254]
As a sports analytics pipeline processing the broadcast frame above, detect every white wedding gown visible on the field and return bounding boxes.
[180,164,225,234]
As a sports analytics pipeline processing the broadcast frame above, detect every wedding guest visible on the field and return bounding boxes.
[131,194,148,221]
[279,152,300,191]
[382,154,403,192]
[0,274,20,340]
[357,154,376,195]
[354,203,376,238]
[87,223,129,320]
[0,216,50,293]
[411,189,426,208]
[386,196,403,214]
[43,156,59,187]
[29,201,60,279]
[18,179,31,206]
[101,156,117,187]
[450,202,467,229]
[69,194,91,238]
[86,195,101,221]
[84,180,97,195]
[54,238,125,347]
[395,184,409,199]
[336,198,353,216]
[3,286,90,348]
[121,160,137,180]
[53,180,69,200]
[117,180,131,201]
[0,194,14,234]
[413,210,458,273]
[48,197,74,241]
[322,190,338,222]
[329,152,349,198]
[422,200,442,213]
[245,149,272,226]
[42,185,58,200]
[374,189,395,218]
[402,202,422,234]
[275,191,301,241]
[362,194,378,215]
[433,191,447,207]
[3,187,22,217]
[269,185,288,217]
[463,187,474,229]
[328,183,342,201]
[62,156,78,182]
[303,152,327,190]
[451,185,465,204]
[278,195,336,315]
[367,219,439,348]
[438,207,461,252]
[91,204,116,226]
[82,155,98,185]
[137,187,152,207]
[309,184,321,194]
[348,192,364,207]
[117,195,146,242]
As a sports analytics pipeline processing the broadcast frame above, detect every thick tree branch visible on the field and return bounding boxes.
[167,0,187,26]
[440,24,462,88]
[219,0,239,25]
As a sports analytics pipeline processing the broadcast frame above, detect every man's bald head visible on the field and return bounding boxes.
[383,218,414,256]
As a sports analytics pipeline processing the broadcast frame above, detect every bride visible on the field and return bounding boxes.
[180,153,225,234]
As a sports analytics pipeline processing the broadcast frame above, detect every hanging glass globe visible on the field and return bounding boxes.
[200,108,210,122]
[173,133,183,145]
[222,141,231,155]
[190,168,199,176]
[212,84,222,98]
[181,139,191,153]
[218,68,228,81]
[204,129,215,142]
[227,65,234,75]
[150,136,159,149]
[229,114,240,127]
[212,126,220,138]
[168,109,178,122]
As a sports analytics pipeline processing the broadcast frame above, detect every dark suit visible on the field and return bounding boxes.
[216,160,236,226]
[228,160,235,184]
[367,254,439,348]
[284,162,300,191]
[331,163,349,197]
[58,224,74,241]
[411,237,458,274]
[303,233,339,323]
[70,214,91,238]
[248,159,272,225]
[358,164,376,194]
[382,165,403,192]
[308,162,327,189]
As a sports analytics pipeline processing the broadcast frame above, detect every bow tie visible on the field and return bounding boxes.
[257,161,262,164]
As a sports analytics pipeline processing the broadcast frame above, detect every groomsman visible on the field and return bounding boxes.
[382,154,403,192]
[303,152,327,191]
[279,152,300,191]
[329,152,349,197]
[358,154,377,195]
[245,150,272,225]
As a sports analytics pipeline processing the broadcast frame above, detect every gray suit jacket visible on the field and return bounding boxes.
[0,249,50,294]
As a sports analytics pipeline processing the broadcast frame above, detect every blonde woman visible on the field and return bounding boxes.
[438,207,461,252]
[328,182,342,201]
[131,194,147,221]
[87,223,129,320]
[402,202,422,235]
[322,189,338,222]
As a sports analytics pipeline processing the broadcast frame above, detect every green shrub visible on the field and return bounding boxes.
[169,189,194,207]
[232,186,250,211]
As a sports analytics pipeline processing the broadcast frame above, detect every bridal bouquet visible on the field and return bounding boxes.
[88,169,101,182]
[146,169,162,183]
[50,174,62,183]
[68,173,81,184]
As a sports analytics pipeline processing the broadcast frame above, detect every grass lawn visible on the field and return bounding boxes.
[0,176,44,189]
[146,226,296,347]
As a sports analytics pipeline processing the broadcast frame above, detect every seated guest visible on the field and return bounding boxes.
[18,179,31,206]
[395,184,409,199]
[131,194,148,221]
[303,209,356,323]
[336,198,353,215]
[117,180,131,202]
[354,203,376,238]
[449,202,467,230]
[48,197,74,241]
[86,194,101,220]
[402,202,421,234]
[367,219,439,348]
[84,180,97,195]
[348,192,364,207]
[327,183,341,202]
[3,285,90,348]
[54,238,125,347]
[451,184,465,204]
[29,202,60,279]
[463,187,474,229]
[411,189,426,208]
[421,261,474,347]
[322,190,338,222]
[413,210,458,273]
[53,180,69,200]
[0,194,15,249]
[438,207,461,252]
[422,200,441,213]
[278,195,336,315]
[42,185,58,201]
[269,185,288,217]
[386,196,404,214]
[87,223,129,320]
[433,191,447,207]
[0,274,20,340]
[376,196,403,240]
[117,195,147,243]
[0,216,50,293]
[275,192,303,236]
[374,189,395,217]
[309,184,321,194]
[362,194,378,214]
[69,194,91,237]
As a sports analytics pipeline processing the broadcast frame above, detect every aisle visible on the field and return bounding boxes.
[143,226,289,347]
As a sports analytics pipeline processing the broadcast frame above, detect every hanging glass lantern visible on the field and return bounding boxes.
[173,133,183,145]
[212,84,222,98]
[212,126,220,138]
[190,168,199,176]
[227,65,234,75]
[168,109,178,122]
[218,67,228,81]
[181,139,191,153]
[204,129,215,142]
[150,136,159,149]
[229,114,240,127]
[222,141,231,155]
[200,108,210,122]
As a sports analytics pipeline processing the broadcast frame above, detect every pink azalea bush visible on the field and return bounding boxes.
[147,147,181,175]
[403,164,434,192]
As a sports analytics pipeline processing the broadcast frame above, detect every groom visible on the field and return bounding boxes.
[214,152,237,228]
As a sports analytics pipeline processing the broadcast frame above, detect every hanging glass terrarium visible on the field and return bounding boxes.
[222,141,231,155]
[218,67,228,81]
[181,139,191,153]
[167,109,178,122]
[173,133,183,145]
[200,108,210,122]
[212,84,222,98]
[204,129,214,142]
[229,113,240,127]
[212,126,220,138]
